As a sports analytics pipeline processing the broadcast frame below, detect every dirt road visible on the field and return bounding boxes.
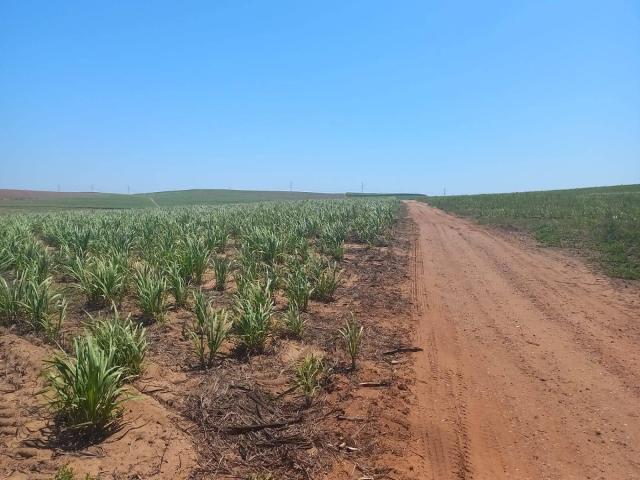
[405,201,640,480]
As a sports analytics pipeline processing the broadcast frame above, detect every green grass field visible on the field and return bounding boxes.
[139,189,343,206]
[0,192,152,210]
[346,192,426,200]
[424,184,640,279]
[0,189,344,211]
[0,189,429,211]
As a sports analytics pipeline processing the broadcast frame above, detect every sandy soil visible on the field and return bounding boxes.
[404,201,640,480]
[0,334,196,479]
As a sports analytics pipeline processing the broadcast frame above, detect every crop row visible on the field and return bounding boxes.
[0,198,397,437]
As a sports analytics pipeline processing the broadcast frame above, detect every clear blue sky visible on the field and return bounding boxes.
[1,1,639,195]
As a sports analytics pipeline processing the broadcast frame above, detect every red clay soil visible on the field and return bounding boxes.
[0,334,196,479]
[403,201,640,480]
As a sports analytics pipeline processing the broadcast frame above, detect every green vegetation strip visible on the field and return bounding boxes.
[424,184,640,279]
[0,189,425,211]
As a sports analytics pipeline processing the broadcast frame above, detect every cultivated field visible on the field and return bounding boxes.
[0,198,418,479]
[141,189,344,207]
[2,188,639,480]
[0,189,344,211]
[0,191,152,211]
[425,184,640,279]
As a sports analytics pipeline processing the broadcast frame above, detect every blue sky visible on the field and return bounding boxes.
[1,1,638,195]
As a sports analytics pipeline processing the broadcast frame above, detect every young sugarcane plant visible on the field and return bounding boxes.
[52,465,98,480]
[66,255,101,305]
[66,255,128,307]
[166,262,188,308]
[20,276,67,340]
[249,227,284,265]
[43,335,128,431]
[133,265,168,323]
[91,256,129,306]
[86,307,148,377]
[285,265,313,312]
[204,309,232,366]
[262,263,281,298]
[205,226,229,254]
[189,290,207,364]
[233,281,274,353]
[319,223,346,261]
[27,247,52,283]
[212,256,232,292]
[0,246,13,273]
[282,302,305,338]
[190,290,232,367]
[0,275,25,323]
[294,353,324,407]
[339,314,364,371]
[310,263,341,302]
[181,235,210,285]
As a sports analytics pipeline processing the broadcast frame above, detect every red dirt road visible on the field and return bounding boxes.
[404,201,640,480]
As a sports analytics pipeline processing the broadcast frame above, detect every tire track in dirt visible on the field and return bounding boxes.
[404,201,640,480]
[409,214,482,480]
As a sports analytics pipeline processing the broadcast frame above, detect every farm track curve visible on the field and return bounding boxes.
[404,201,640,480]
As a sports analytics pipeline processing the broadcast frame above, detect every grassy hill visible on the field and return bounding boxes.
[138,189,343,206]
[424,184,640,279]
[0,190,151,210]
[346,192,425,199]
[0,188,343,211]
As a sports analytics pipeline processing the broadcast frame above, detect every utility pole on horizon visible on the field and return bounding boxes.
[361,181,364,194]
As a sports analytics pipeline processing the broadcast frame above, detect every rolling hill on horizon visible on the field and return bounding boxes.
[0,188,345,210]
